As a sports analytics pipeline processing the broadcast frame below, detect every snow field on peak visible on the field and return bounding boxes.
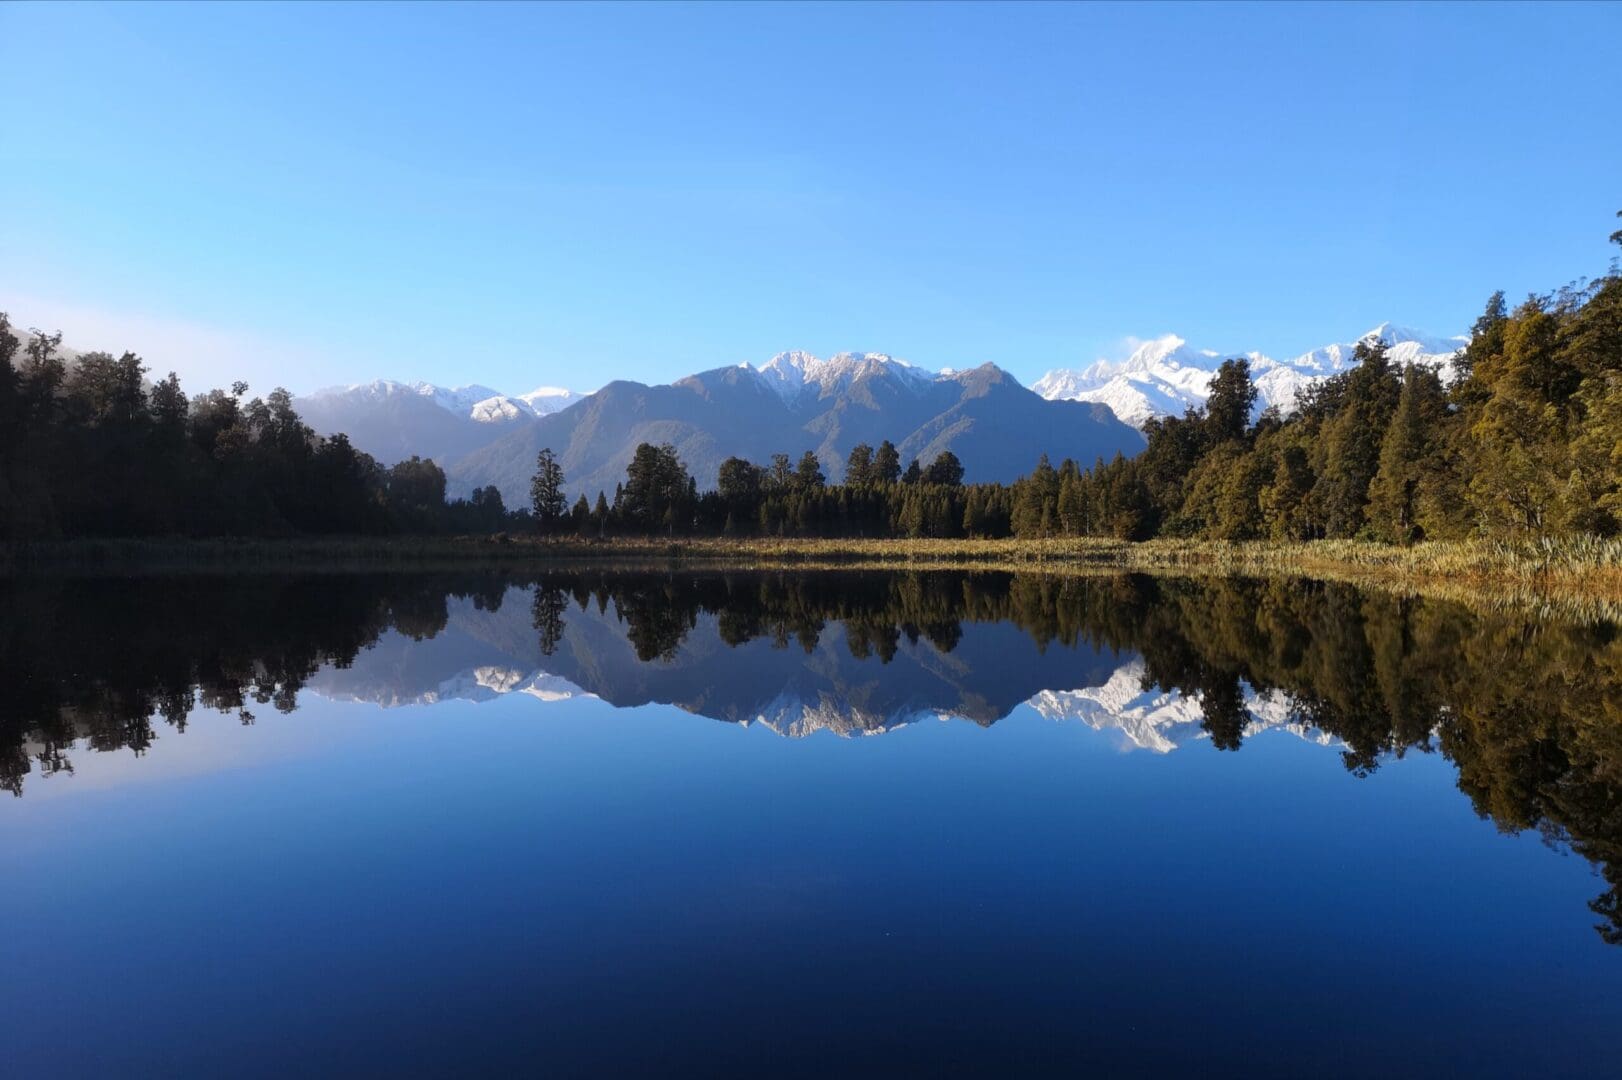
[1036,326,1468,428]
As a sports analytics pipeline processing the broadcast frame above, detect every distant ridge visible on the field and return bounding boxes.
[444,353,1141,504]
[292,325,1463,502]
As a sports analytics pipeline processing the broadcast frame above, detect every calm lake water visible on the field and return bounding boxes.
[3,569,1619,1077]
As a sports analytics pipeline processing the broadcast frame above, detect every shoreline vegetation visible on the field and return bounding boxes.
[8,534,1622,620]
[3,225,1617,587]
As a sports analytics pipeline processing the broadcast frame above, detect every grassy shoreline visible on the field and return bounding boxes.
[5,532,1620,592]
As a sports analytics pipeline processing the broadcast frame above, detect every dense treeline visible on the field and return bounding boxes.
[7,221,1617,544]
[541,438,1007,540]
[1052,268,1621,543]
[1014,227,1620,542]
[558,232,1620,543]
[0,315,517,539]
[6,568,1620,943]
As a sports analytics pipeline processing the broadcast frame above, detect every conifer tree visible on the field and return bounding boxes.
[1057,470,1083,535]
[873,440,902,485]
[1367,365,1433,543]
[1316,341,1400,537]
[530,447,567,532]
[845,443,874,486]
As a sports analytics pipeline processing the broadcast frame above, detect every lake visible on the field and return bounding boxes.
[2,568,1618,1076]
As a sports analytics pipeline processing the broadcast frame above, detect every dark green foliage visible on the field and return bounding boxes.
[845,443,874,486]
[1036,230,1620,543]
[620,442,694,533]
[0,313,546,539]
[795,450,825,492]
[4,222,1616,545]
[1,320,358,538]
[1203,358,1257,446]
[923,450,964,487]
[530,447,566,531]
[873,440,902,485]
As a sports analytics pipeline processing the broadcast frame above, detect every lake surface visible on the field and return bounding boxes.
[3,568,1619,1077]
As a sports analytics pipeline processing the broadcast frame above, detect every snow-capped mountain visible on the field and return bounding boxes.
[751,350,934,404]
[294,378,588,470]
[449,351,1140,503]
[307,379,584,424]
[317,662,593,708]
[518,386,583,415]
[1025,659,1339,754]
[301,585,1344,757]
[295,351,1142,499]
[1034,324,1468,429]
[295,321,1466,504]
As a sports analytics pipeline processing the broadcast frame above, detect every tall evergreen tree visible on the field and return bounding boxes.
[1316,341,1400,537]
[530,447,567,531]
[795,451,825,492]
[923,450,964,486]
[1367,365,1437,542]
[1204,358,1257,445]
[873,440,902,485]
[845,443,874,486]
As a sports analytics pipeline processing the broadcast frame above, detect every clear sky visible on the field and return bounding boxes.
[2,1,1618,396]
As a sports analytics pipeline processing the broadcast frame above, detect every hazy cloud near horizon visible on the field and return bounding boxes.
[4,292,358,397]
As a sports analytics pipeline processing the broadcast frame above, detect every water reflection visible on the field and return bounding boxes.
[5,568,1621,943]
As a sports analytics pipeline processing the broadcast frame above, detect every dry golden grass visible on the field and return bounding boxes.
[8,534,1621,621]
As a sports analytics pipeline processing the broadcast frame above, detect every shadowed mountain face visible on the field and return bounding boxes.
[446,361,1143,503]
[293,355,1143,503]
[308,579,1128,735]
[5,568,1622,944]
[295,384,519,467]
[292,380,585,471]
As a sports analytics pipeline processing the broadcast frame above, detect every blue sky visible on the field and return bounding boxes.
[2,1,1618,396]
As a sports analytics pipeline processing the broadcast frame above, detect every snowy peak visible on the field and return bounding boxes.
[415,382,504,415]
[751,350,940,403]
[307,378,584,423]
[468,395,535,424]
[1033,335,1216,402]
[1117,334,1221,374]
[1362,322,1465,354]
[1358,323,1469,368]
[1025,659,1340,754]
[518,386,584,415]
[1036,324,1466,428]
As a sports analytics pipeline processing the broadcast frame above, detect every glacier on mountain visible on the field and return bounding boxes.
[1034,323,1467,429]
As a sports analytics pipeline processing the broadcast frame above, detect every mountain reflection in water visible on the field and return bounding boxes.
[4,568,1621,945]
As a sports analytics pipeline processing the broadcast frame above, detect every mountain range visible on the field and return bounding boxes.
[1032,323,1466,428]
[292,325,1462,504]
[307,583,1340,754]
[294,379,583,468]
[298,352,1142,504]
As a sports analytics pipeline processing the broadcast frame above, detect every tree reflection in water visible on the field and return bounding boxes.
[3,569,1619,943]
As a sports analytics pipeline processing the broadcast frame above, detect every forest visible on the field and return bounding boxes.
[3,221,1617,545]
[0,315,507,538]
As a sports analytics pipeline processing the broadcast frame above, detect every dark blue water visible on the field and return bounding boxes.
[2,571,1617,1076]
